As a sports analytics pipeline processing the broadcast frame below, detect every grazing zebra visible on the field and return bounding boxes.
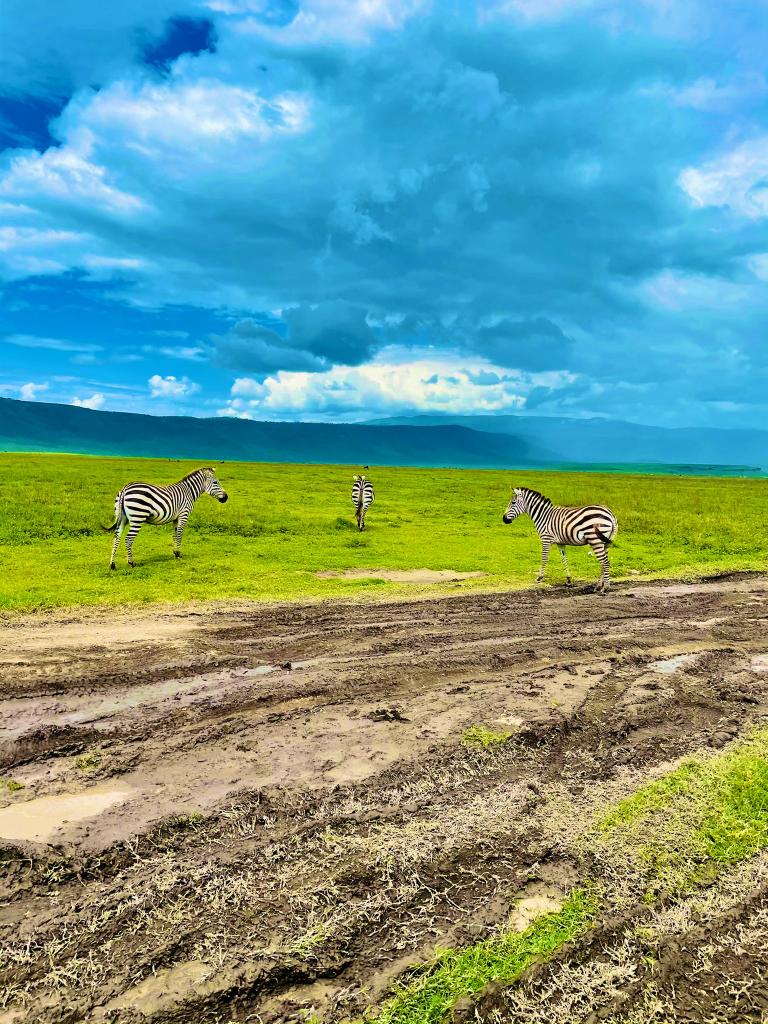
[104,467,228,569]
[502,486,618,592]
[351,474,375,531]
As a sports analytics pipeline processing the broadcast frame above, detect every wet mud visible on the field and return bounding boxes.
[2,575,768,1022]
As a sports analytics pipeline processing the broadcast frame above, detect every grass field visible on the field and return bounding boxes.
[1,452,767,611]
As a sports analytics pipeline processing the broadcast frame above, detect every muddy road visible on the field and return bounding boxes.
[2,576,768,1023]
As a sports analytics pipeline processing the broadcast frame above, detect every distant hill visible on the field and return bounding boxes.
[0,398,555,469]
[1,398,764,473]
[366,413,768,471]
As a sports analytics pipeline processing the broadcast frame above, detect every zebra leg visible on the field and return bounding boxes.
[535,540,551,583]
[109,516,126,570]
[173,513,189,558]
[558,546,572,586]
[358,507,365,531]
[124,522,142,568]
[589,539,610,592]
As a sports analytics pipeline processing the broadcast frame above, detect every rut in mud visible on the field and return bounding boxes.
[2,575,768,1023]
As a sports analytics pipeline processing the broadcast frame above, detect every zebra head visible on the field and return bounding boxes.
[203,468,228,503]
[502,487,527,524]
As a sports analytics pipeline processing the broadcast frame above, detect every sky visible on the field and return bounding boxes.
[1,0,767,428]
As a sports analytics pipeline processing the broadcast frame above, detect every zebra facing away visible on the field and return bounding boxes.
[503,486,618,592]
[351,474,375,531]
[104,467,228,569]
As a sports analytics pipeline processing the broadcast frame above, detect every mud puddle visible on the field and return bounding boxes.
[0,786,132,843]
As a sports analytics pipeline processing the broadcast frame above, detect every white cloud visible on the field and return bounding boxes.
[642,269,757,310]
[217,352,571,420]
[0,225,91,277]
[236,0,428,43]
[50,80,313,174]
[71,392,106,410]
[0,146,145,214]
[148,373,200,398]
[19,382,49,401]
[748,252,768,281]
[231,376,269,397]
[142,344,208,361]
[216,404,253,418]
[5,333,102,353]
[679,136,768,218]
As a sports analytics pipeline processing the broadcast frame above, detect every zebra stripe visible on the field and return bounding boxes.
[105,467,228,569]
[351,474,375,531]
[503,486,618,591]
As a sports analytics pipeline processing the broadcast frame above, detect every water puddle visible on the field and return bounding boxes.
[1,675,233,741]
[0,787,132,843]
[103,959,214,1014]
[509,890,564,931]
[750,654,768,673]
[246,665,279,677]
[649,653,700,674]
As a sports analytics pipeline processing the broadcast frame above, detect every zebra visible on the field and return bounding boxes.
[104,467,228,569]
[351,474,375,531]
[502,486,618,592]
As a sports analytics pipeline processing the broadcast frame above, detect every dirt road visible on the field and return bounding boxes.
[2,576,768,1023]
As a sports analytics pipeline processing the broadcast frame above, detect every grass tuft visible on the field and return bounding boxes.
[0,777,25,792]
[462,725,515,749]
[368,888,599,1024]
[74,752,102,773]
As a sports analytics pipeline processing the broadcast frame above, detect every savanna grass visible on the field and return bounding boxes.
[1,452,767,611]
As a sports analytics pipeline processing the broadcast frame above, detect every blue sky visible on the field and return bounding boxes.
[1,0,767,427]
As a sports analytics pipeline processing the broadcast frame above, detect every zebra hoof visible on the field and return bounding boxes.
[565,579,572,587]
[110,562,116,571]
[174,551,181,559]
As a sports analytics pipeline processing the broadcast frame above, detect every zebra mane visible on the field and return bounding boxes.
[180,468,211,483]
[520,487,552,506]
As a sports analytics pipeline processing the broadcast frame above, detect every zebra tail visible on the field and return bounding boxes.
[595,527,617,548]
[101,493,123,532]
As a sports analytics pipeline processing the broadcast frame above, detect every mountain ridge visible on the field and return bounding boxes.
[0,398,764,472]
[0,397,555,469]
[364,413,768,469]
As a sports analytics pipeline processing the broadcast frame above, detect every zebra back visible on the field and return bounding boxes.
[351,475,375,508]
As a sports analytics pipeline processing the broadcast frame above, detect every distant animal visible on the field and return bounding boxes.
[104,467,228,569]
[351,474,375,531]
[502,486,618,592]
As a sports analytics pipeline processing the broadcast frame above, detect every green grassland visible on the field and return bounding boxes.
[1,452,767,612]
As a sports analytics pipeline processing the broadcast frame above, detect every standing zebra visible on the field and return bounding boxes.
[104,467,228,569]
[502,486,618,592]
[351,474,375,531]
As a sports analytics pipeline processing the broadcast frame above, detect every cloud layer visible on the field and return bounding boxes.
[1,0,767,426]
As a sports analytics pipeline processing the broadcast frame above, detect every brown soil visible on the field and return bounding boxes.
[1,575,768,1023]
[315,568,486,582]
